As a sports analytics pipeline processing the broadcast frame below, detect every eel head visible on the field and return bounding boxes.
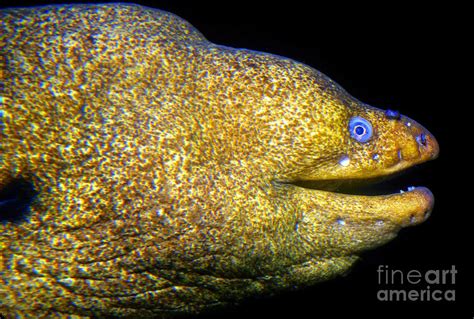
[254,61,440,266]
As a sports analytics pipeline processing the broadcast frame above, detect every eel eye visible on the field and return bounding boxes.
[349,116,373,143]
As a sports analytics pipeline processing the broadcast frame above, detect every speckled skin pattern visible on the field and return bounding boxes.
[0,4,439,318]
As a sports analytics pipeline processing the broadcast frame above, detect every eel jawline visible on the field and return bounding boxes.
[286,185,435,254]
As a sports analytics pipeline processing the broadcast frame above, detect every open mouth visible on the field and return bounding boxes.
[289,165,431,196]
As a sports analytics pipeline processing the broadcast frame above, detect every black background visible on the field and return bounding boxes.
[1,1,471,318]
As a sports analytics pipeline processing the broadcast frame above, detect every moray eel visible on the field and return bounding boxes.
[0,3,438,318]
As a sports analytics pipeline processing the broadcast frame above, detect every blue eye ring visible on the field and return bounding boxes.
[349,116,373,143]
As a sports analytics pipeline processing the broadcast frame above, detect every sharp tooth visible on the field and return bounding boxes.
[400,190,405,193]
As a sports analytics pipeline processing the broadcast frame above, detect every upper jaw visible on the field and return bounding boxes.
[291,113,439,193]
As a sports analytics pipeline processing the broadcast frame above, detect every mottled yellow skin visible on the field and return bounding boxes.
[0,4,438,318]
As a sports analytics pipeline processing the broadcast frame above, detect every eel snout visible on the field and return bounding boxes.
[389,114,439,171]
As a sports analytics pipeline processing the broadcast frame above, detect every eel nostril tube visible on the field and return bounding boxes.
[385,109,400,120]
[416,133,427,146]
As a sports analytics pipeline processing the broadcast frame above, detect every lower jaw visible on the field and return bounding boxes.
[287,180,434,228]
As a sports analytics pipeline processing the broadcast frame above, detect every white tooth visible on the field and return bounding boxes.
[407,186,416,192]
[400,190,405,193]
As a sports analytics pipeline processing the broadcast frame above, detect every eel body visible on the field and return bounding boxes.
[0,4,438,318]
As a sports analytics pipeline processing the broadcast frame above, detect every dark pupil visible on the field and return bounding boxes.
[355,125,365,135]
